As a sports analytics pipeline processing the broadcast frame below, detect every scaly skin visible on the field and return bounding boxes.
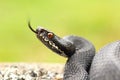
[90,41,120,80]
[28,22,95,80]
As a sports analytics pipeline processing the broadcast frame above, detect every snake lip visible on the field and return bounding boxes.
[37,31,67,57]
[41,35,65,54]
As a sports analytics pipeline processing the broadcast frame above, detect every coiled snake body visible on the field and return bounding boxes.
[90,41,120,80]
[28,22,120,80]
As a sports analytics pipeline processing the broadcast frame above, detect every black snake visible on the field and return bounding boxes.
[28,22,120,80]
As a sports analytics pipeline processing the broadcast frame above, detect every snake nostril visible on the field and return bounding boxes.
[39,29,44,33]
[36,28,45,33]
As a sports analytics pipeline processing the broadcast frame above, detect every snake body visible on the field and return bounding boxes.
[90,41,120,80]
[28,22,120,80]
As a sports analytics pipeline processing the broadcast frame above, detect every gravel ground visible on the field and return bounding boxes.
[0,63,64,80]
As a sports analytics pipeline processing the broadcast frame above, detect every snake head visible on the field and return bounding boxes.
[28,22,75,57]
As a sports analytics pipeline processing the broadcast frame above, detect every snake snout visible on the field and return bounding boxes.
[36,27,45,34]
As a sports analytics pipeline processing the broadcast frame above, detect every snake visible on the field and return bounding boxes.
[28,22,120,80]
[90,41,120,80]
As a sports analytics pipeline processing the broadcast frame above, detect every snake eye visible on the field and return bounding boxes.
[48,33,54,39]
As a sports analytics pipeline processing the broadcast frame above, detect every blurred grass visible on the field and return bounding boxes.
[0,0,120,62]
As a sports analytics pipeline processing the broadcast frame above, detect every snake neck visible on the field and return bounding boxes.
[63,36,95,73]
[68,49,95,72]
[64,41,95,80]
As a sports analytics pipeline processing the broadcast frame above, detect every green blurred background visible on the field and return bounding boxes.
[0,0,120,62]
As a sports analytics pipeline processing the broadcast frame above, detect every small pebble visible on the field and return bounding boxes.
[0,63,63,80]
